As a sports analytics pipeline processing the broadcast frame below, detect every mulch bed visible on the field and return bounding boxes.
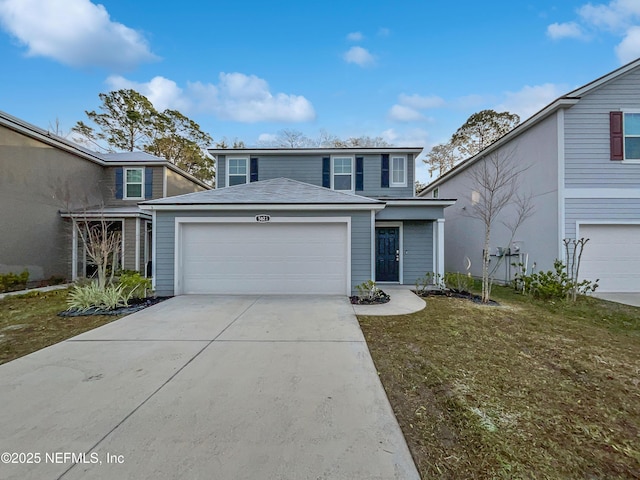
[415,288,500,306]
[59,296,171,317]
[350,289,391,305]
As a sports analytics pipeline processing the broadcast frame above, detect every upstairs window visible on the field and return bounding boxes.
[624,113,640,160]
[227,158,248,186]
[124,168,144,199]
[433,187,439,199]
[391,156,407,186]
[332,157,353,191]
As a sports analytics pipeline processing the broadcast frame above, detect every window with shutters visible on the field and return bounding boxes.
[124,168,144,199]
[227,158,248,186]
[624,113,640,160]
[332,156,354,191]
[390,155,407,187]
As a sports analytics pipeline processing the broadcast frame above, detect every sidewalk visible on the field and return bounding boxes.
[352,284,426,316]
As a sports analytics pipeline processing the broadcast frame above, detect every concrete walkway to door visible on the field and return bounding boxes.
[0,295,419,480]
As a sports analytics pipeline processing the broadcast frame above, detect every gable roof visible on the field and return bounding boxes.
[101,152,167,162]
[140,177,384,208]
[420,56,640,194]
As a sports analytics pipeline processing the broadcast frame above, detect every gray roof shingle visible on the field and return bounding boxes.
[141,178,383,205]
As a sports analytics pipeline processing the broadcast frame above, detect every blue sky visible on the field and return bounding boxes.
[1,0,640,183]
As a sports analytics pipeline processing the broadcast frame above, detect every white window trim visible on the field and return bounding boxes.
[331,155,355,192]
[390,155,407,187]
[432,187,439,199]
[226,157,249,186]
[622,111,640,163]
[123,167,145,200]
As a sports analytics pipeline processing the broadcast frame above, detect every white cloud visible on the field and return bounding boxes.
[496,83,567,120]
[382,127,429,147]
[616,26,640,63]
[107,75,188,111]
[388,105,425,122]
[346,31,363,41]
[343,46,375,67]
[548,0,640,64]
[257,133,278,144]
[398,93,445,109]
[0,0,156,70]
[546,22,585,40]
[578,0,640,31]
[108,72,316,123]
[388,93,445,122]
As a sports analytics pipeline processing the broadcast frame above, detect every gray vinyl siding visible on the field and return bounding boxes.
[152,167,164,198]
[565,198,640,239]
[120,217,147,272]
[435,114,560,281]
[216,153,415,198]
[376,204,445,221]
[565,67,640,187]
[402,221,433,285]
[153,209,373,296]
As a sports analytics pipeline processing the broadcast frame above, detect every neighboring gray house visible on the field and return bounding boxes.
[420,58,640,293]
[141,148,454,296]
[0,110,209,283]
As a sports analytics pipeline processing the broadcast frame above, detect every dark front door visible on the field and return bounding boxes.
[376,227,399,282]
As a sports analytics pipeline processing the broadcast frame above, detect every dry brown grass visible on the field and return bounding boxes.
[359,286,640,479]
[0,289,122,365]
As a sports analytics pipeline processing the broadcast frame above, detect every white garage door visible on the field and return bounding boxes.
[179,221,349,295]
[579,224,640,292]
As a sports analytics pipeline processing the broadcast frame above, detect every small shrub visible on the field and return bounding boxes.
[513,260,598,300]
[415,272,442,294]
[117,270,152,299]
[355,280,380,302]
[0,270,29,293]
[67,282,132,312]
[444,272,474,293]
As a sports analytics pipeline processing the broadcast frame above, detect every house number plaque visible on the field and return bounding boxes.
[255,214,270,223]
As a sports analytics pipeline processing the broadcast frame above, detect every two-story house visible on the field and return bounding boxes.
[0,110,209,284]
[140,148,454,296]
[420,57,640,293]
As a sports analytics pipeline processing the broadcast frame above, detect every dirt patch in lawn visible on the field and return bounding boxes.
[358,286,640,479]
[0,289,124,365]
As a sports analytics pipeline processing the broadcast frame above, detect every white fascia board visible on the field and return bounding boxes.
[208,147,424,156]
[61,212,152,219]
[140,203,385,211]
[384,199,456,207]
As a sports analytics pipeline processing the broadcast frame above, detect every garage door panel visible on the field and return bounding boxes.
[579,225,640,293]
[180,222,348,295]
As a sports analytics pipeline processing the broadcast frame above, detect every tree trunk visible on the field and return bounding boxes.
[482,227,491,303]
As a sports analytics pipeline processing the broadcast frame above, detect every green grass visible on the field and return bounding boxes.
[0,289,123,365]
[358,286,640,479]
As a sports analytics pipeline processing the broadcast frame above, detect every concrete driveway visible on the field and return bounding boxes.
[0,295,419,480]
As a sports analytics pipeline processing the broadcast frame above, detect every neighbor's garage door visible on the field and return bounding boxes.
[179,222,348,295]
[579,224,640,292]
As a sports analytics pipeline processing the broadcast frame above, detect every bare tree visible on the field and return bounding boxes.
[76,217,122,289]
[425,142,460,177]
[464,148,533,303]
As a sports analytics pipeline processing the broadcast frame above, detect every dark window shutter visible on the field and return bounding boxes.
[322,157,331,188]
[355,157,364,191]
[610,111,624,160]
[381,154,389,188]
[144,168,153,199]
[250,157,259,182]
[115,167,123,199]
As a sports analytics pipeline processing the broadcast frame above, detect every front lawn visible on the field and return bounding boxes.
[359,286,640,479]
[0,289,123,365]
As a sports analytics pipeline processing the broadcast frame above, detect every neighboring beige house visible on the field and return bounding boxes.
[0,110,210,283]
